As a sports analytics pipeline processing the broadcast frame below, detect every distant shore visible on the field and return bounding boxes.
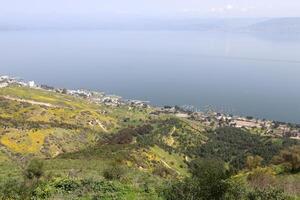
[1,74,299,140]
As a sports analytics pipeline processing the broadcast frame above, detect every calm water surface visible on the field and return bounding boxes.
[0,30,300,123]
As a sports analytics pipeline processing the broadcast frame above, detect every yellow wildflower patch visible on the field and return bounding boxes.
[0,129,52,155]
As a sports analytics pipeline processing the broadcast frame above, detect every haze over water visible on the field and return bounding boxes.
[1,30,300,123]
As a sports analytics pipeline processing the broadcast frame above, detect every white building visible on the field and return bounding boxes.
[28,81,36,88]
[0,82,8,88]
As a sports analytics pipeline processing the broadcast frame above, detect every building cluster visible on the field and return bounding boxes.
[0,75,150,109]
[44,86,149,108]
[67,89,93,98]
[98,95,123,106]
[275,124,300,139]
[151,106,192,119]
[70,91,150,108]
[151,106,300,139]
[127,100,150,108]
[0,76,36,88]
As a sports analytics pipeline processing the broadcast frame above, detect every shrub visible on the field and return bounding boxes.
[247,187,289,200]
[272,145,300,173]
[110,129,134,144]
[0,179,25,200]
[32,183,54,199]
[246,155,263,170]
[24,159,44,180]
[103,164,127,181]
[247,168,276,189]
[52,178,80,192]
[225,179,247,200]
[163,178,199,200]
[153,166,175,178]
[225,179,291,200]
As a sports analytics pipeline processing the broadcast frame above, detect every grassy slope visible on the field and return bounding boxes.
[0,86,155,158]
[0,86,192,198]
[0,85,299,199]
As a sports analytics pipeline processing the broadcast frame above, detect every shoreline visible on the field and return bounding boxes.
[1,75,299,140]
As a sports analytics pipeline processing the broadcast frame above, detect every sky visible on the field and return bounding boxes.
[1,0,300,23]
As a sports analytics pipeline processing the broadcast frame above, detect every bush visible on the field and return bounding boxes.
[32,183,54,199]
[103,164,127,181]
[0,179,25,200]
[225,180,247,200]
[225,179,291,200]
[272,145,300,173]
[0,159,46,199]
[153,165,176,178]
[247,168,276,189]
[24,159,44,180]
[247,187,289,200]
[52,178,80,192]
[246,155,263,170]
[163,178,199,200]
[110,129,134,144]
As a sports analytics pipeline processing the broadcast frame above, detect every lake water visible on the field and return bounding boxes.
[0,30,300,123]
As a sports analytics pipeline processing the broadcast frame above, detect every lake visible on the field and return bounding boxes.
[0,30,300,123]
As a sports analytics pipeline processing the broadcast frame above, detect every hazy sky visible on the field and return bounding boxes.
[1,0,300,21]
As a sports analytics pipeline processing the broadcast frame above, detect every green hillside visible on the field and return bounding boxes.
[0,85,299,199]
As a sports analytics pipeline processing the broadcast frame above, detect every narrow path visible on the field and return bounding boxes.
[170,126,176,136]
[1,95,58,108]
[160,159,181,175]
[96,120,108,132]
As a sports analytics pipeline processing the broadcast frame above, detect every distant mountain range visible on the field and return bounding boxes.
[0,17,259,31]
[245,17,300,33]
[1,17,300,33]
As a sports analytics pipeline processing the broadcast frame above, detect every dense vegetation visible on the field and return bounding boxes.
[191,127,299,170]
[0,86,299,199]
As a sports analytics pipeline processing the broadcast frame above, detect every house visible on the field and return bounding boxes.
[175,113,190,118]
[68,89,92,98]
[28,81,36,88]
[128,100,149,108]
[232,119,262,129]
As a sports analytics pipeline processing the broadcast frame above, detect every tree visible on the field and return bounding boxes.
[62,88,68,94]
[189,159,230,200]
[164,159,230,200]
